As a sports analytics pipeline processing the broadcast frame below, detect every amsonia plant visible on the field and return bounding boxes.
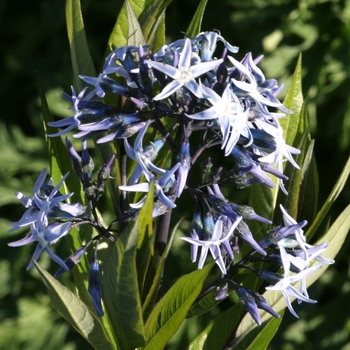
[7,0,350,349]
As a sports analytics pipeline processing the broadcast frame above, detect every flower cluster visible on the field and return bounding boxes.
[8,31,332,322]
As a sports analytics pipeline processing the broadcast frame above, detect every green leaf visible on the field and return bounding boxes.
[231,311,283,350]
[34,262,116,350]
[136,181,155,298]
[185,0,208,37]
[188,303,242,350]
[138,0,173,44]
[65,0,95,90]
[145,12,165,52]
[101,221,145,349]
[37,72,92,307]
[108,0,146,49]
[125,0,146,47]
[141,218,181,322]
[144,263,213,349]
[306,156,350,241]
[235,204,350,344]
[280,54,303,148]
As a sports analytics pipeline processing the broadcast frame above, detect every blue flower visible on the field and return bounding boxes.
[146,38,223,100]
[187,83,252,155]
[79,73,129,99]
[265,243,323,318]
[194,31,239,62]
[8,209,70,270]
[123,121,166,184]
[119,162,181,210]
[180,215,242,274]
[88,259,104,317]
[9,169,86,232]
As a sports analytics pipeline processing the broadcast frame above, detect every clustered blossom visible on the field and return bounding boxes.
[8,31,332,322]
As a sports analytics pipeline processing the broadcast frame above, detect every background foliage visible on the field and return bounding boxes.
[0,0,349,349]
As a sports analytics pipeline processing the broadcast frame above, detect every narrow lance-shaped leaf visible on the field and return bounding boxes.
[306,156,350,241]
[65,0,96,89]
[34,262,117,350]
[108,0,146,49]
[126,0,146,47]
[141,218,181,322]
[188,303,242,350]
[143,263,213,350]
[37,72,92,307]
[136,181,155,298]
[279,54,303,148]
[101,219,145,349]
[138,0,173,44]
[185,0,208,38]
[228,310,283,350]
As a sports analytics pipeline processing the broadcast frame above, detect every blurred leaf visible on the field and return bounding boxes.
[185,0,208,37]
[102,220,145,349]
[298,140,319,223]
[186,286,221,319]
[306,155,350,241]
[34,262,116,350]
[65,0,96,90]
[138,0,173,44]
[231,311,283,350]
[188,303,242,350]
[143,262,213,350]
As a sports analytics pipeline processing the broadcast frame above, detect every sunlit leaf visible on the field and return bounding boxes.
[280,54,303,148]
[34,262,116,350]
[108,0,146,49]
[65,0,96,90]
[144,263,213,349]
[126,0,146,47]
[185,0,208,37]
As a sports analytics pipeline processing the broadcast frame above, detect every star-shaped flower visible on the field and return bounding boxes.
[145,38,223,100]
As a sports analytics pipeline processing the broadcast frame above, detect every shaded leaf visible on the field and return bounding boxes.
[188,303,242,350]
[34,262,116,350]
[138,0,173,44]
[141,218,181,322]
[306,156,350,241]
[230,310,283,350]
[102,221,145,349]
